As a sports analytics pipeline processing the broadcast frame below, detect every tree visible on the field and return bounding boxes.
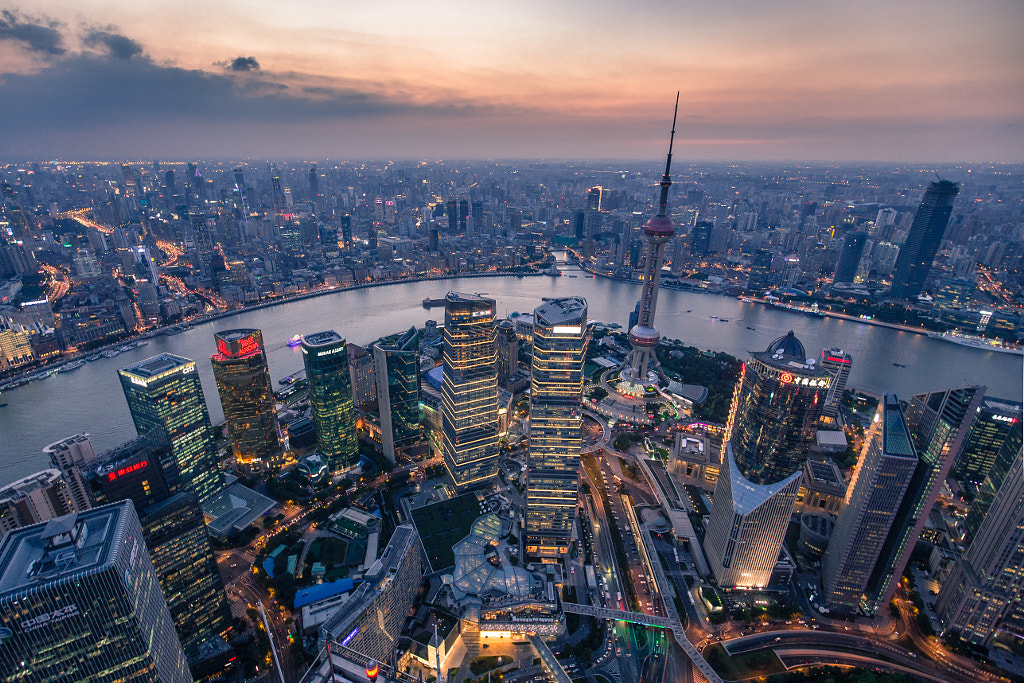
[590,386,608,401]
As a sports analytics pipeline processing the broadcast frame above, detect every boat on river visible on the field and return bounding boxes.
[927,331,1024,356]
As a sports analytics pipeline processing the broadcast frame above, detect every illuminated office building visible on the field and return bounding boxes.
[0,503,191,683]
[374,326,421,463]
[494,319,518,386]
[87,435,231,656]
[119,354,223,503]
[525,297,589,558]
[211,329,283,473]
[936,451,1024,646]
[862,386,984,611]
[704,331,831,588]
[953,397,1022,485]
[302,331,359,472]
[822,395,918,615]
[442,293,499,491]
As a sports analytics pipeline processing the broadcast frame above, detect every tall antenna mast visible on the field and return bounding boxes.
[656,91,680,218]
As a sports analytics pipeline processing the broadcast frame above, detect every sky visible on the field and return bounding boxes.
[0,0,1021,162]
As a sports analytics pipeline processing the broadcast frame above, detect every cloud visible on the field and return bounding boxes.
[84,30,143,60]
[229,56,260,72]
[0,10,65,55]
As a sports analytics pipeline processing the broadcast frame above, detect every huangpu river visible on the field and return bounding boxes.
[1,264,1020,486]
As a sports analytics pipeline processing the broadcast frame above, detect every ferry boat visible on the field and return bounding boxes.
[422,297,447,308]
[58,360,86,372]
[85,354,102,361]
[101,349,122,358]
[287,334,303,347]
[767,300,826,318]
[927,331,1024,356]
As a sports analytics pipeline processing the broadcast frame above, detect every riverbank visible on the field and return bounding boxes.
[0,269,546,391]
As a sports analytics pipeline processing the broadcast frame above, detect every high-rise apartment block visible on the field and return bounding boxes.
[211,329,282,473]
[119,354,223,503]
[862,386,984,611]
[43,433,97,512]
[303,331,360,472]
[0,503,192,682]
[525,297,589,558]
[374,326,421,463]
[0,470,76,542]
[704,331,831,588]
[936,451,1024,645]
[442,293,499,491]
[822,395,918,615]
[890,180,960,300]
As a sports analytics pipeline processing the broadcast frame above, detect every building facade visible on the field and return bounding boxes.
[373,326,421,463]
[822,395,918,615]
[833,231,867,284]
[118,354,223,503]
[0,503,192,682]
[302,330,360,472]
[525,297,589,558]
[819,348,852,420]
[43,433,97,513]
[863,386,984,611]
[211,329,283,473]
[890,180,960,300]
[0,470,76,542]
[936,451,1024,645]
[704,331,830,589]
[442,293,499,491]
[953,397,1022,485]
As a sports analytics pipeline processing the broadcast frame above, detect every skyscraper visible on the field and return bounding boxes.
[374,326,421,463]
[746,249,774,294]
[833,231,867,284]
[87,435,231,658]
[862,386,984,611]
[0,503,192,682]
[119,354,223,503]
[620,96,679,393]
[936,450,1024,645]
[211,329,282,473]
[442,292,499,491]
[302,331,360,472]
[494,319,518,386]
[819,348,852,419]
[952,397,1022,485]
[43,433,96,512]
[890,180,960,299]
[525,297,589,558]
[704,331,831,588]
[963,416,1023,543]
[822,394,918,615]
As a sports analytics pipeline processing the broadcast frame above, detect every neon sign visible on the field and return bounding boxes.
[780,372,793,384]
[342,627,358,646]
[108,461,147,481]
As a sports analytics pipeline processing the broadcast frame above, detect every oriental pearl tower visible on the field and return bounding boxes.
[619,94,679,395]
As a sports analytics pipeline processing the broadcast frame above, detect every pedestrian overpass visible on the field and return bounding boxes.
[560,602,723,683]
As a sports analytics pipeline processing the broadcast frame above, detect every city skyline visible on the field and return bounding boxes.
[0,1,1021,161]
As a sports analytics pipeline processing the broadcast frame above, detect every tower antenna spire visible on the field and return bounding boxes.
[657,91,680,218]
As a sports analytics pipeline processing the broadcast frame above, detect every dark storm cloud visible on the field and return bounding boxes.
[0,9,65,55]
[84,30,143,60]
[0,47,485,150]
[230,56,260,71]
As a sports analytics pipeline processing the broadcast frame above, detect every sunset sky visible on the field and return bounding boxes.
[0,0,1021,161]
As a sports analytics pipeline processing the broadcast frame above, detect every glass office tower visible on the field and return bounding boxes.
[863,386,984,611]
[890,180,960,299]
[0,503,191,682]
[374,326,421,463]
[822,394,919,615]
[211,329,282,473]
[525,297,589,558]
[302,330,359,472]
[119,353,223,503]
[442,293,499,491]
[704,331,831,588]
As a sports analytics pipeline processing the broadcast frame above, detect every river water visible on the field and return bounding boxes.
[1,264,1020,486]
